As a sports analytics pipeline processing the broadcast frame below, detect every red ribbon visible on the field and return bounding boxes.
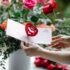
[25,22,38,36]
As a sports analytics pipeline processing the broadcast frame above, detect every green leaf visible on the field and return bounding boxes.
[22,9,29,16]
[14,12,21,17]
[40,13,47,19]
[31,15,39,23]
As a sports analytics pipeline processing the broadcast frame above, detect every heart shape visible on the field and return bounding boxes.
[25,22,38,36]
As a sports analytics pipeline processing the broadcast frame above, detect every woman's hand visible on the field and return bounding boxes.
[21,24,56,56]
[21,42,43,56]
[20,35,70,64]
[49,35,70,49]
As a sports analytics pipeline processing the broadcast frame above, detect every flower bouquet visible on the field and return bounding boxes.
[0,0,58,59]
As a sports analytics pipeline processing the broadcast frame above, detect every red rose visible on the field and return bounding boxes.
[48,0,57,10]
[43,3,53,15]
[47,64,55,70]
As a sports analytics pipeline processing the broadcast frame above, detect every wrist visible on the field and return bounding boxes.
[37,48,46,57]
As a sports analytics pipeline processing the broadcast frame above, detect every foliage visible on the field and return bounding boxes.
[0,0,70,59]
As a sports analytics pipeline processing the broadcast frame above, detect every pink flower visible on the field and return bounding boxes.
[37,0,46,4]
[2,0,11,5]
[23,0,37,10]
[1,0,11,7]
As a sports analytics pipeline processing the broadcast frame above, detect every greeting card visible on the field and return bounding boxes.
[6,19,52,44]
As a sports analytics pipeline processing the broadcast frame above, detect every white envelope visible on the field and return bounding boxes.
[6,19,52,44]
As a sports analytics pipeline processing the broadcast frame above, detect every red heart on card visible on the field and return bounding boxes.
[25,22,38,36]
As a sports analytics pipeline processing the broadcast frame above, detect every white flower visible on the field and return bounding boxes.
[0,0,11,7]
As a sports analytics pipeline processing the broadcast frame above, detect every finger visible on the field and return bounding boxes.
[21,42,29,48]
[21,42,24,47]
[32,43,47,51]
[21,42,30,51]
[48,41,60,47]
[52,37,64,44]
[50,41,67,49]
[51,43,62,48]
[24,42,30,47]
[48,43,60,49]
[48,38,64,47]
[21,41,30,47]
[51,42,65,48]
[52,36,62,40]
[21,42,26,48]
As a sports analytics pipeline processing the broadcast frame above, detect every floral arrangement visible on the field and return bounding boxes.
[0,0,70,69]
[0,0,57,59]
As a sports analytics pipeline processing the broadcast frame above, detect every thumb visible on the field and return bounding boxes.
[32,43,47,52]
